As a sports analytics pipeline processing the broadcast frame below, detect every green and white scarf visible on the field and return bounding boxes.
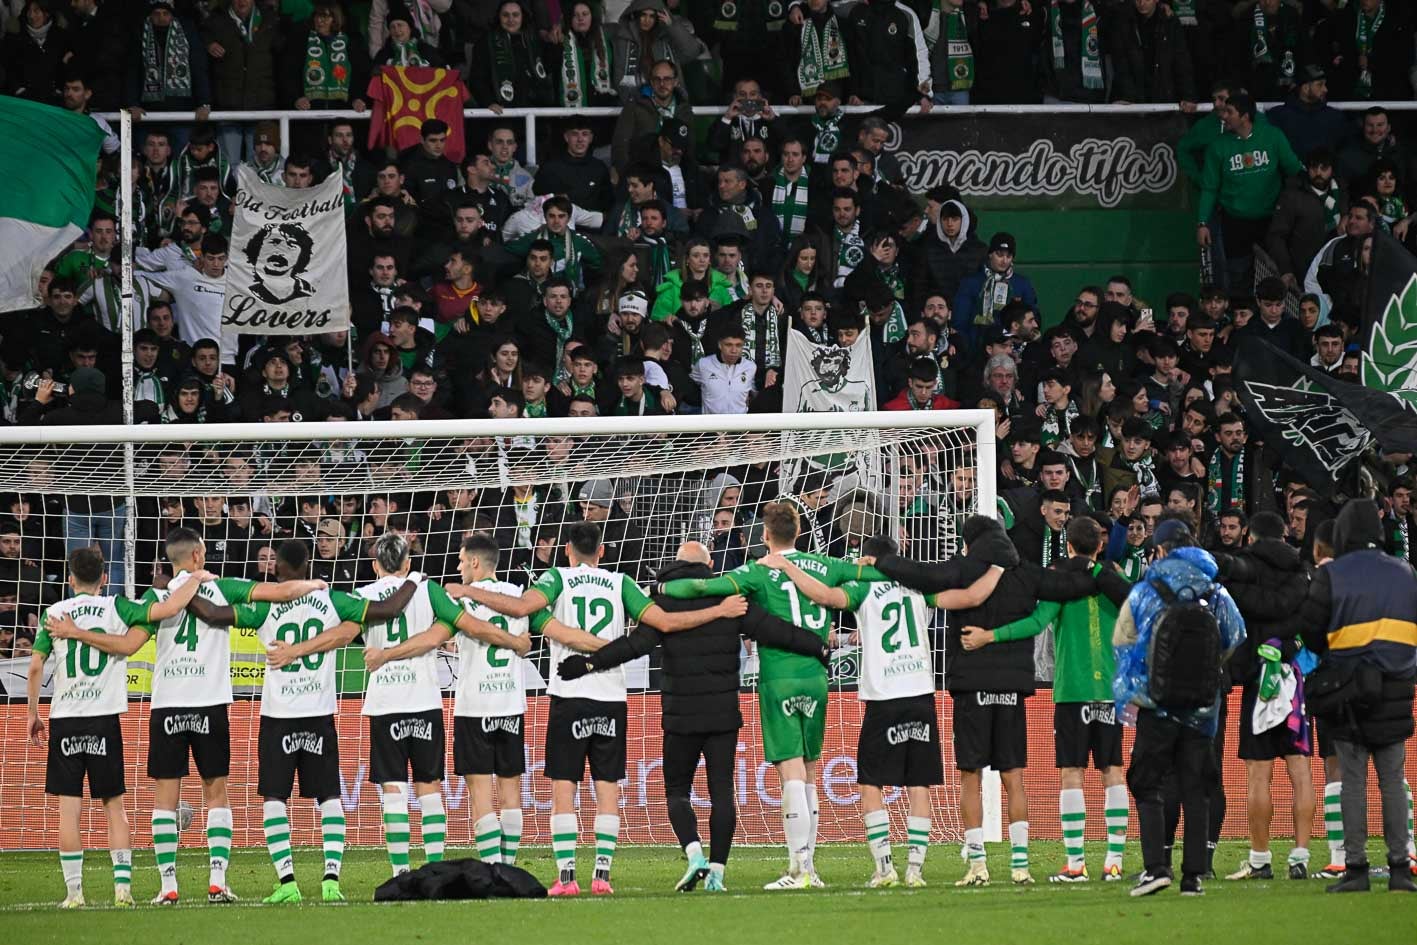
[404,0,438,44]
[305,32,351,101]
[490,30,550,105]
[724,263,749,301]
[1250,3,1296,84]
[75,251,123,332]
[1068,454,1102,510]
[811,111,843,164]
[173,145,231,200]
[771,168,810,242]
[1042,527,1063,567]
[1170,0,1197,25]
[534,224,584,289]
[796,13,849,95]
[544,309,575,384]
[1126,453,1159,498]
[836,222,864,283]
[141,19,192,102]
[1355,1,1385,98]
[638,233,673,288]
[1207,447,1245,515]
[559,28,613,106]
[1041,399,1080,446]
[134,368,167,409]
[941,6,974,91]
[1050,0,1102,91]
[879,262,904,301]
[1392,516,1410,561]
[389,39,429,66]
[230,5,262,43]
[524,398,547,418]
[880,301,908,345]
[330,148,357,208]
[727,202,760,233]
[1379,193,1407,226]
[1314,178,1341,232]
[977,265,1013,325]
[742,303,784,370]
[245,153,285,185]
[680,314,712,363]
[1119,542,1147,582]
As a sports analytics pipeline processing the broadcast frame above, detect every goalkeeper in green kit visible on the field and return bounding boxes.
[662,501,887,889]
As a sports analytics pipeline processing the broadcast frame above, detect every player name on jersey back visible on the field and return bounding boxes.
[359,575,444,716]
[246,590,360,718]
[145,572,242,709]
[454,580,528,718]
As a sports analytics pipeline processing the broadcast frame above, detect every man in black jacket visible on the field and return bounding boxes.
[1214,512,1315,881]
[558,542,829,894]
[869,514,1129,886]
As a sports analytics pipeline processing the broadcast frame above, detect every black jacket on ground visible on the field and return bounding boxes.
[1215,538,1309,685]
[874,518,1129,694]
[559,559,827,735]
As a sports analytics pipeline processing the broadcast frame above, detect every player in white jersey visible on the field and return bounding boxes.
[763,536,1002,889]
[28,548,210,909]
[184,540,415,903]
[456,521,747,897]
[139,527,326,905]
[355,531,529,877]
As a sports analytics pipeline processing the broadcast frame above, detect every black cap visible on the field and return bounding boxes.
[982,325,1011,347]
[989,232,1016,255]
[659,118,691,151]
[1299,64,1326,84]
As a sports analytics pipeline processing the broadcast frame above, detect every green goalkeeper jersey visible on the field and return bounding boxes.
[663,551,886,680]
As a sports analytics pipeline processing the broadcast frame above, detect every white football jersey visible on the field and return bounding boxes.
[453,580,528,718]
[37,594,149,718]
[358,574,444,716]
[242,590,367,718]
[534,565,652,703]
[143,571,243,709]
[847,580,936,701]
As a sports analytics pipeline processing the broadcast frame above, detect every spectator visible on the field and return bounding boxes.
[692,324,755,415]
[548,1,620,108]
[3,0,67,105]
[126,0,211,123]
[953,232,1039,353]
[924,0,977,105]
[1317,0,1416,102]
[696,164,782,274]
[65,0,125,111]
[1110,0,1195,106]
[1265,65,1350,163]
[204,0,282,160]
[786,0,853,106]
[474,0,555,110]
[1038,0,1107,105]
[844,0,932,111]
[708,76,779,163]
[972,0,1045,105]
[372,4,446,66]
[534,118,614,218]
[1336,107,1414,192]
[1265,147,1347,293]
[285,4,371,115]
[612,59,693,170]
[611,0,706,105]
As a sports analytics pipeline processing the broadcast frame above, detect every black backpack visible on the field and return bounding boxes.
[1146,578,1225,710]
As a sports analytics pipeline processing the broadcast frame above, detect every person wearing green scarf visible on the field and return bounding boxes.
[926,0,975,104]
[291,4,370,111]
[372,6,444,67]
[1352,0,1387,99]
[1247,0,1301,100]
[477,0,555,110]
[1042,0,1103,102]
[503,196,603,292]
[792,0,851,100]
[555,1,618,108]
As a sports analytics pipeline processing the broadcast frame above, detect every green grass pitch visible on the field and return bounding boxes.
[1,842,1412,944]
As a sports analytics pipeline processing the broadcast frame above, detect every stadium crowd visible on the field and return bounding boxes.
[1,0,1417,905]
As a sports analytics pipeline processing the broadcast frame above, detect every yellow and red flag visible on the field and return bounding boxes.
[366,66,470,162]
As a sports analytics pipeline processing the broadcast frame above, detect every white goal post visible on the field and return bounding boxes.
[0,409,994,851]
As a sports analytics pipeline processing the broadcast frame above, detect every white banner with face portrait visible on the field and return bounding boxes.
[785,331,876,413]
[223,167,350,335]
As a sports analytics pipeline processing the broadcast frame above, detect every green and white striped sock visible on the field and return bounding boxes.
[594,814,619,880]
[382,790,411,875]
[111,848,131,894]
[863,809,892,874]
[1405,780,1414,858]
[262,800,294,883]
[1061,789,1086,869]
[551,813,577,882]
[1009,821,1029,870]
[151,809,178,894]
[906,816,930,871]
[420,794,446,863]
[319,798,345,879]
[500,808,523,866]
[206,808,232,888]
[1104,784,1128,869]
[474,813,503,865]
[60,850,83,897]
[1324,781,1345,867]
[964,827,986,864]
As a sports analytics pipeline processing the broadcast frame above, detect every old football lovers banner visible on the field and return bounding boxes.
[785,332,876,413]
[224,167,350,335]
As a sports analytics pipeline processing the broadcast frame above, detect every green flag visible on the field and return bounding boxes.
[0,97,107,312]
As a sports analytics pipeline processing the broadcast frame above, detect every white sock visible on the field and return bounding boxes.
[593,814,620,880]
[782,780,812,875]
[1060,788,1086,869]
[551,813,577,880]
[807,782,820,863]
[382,789,411,875]
[206,807,232,889]
[1288,846,1310,865]
[684,840,705,863]
[1324,781,1345,867]
[152,809,178,894]
[111,848,132,895]
[907,816,930,871]
[964,827,986,864]
[319,798,346,879]
[263,800,294,883]
[1104,784,1128,869]
[420,793,446,863]
[474,813,503,864]
[863,809,892,874]
[1406,780,1414,858]
[500,807,523,866]
[1009,821,1029,870]
[60,850,83,897]
[709,862,725,878]
[1250,848,1273,868]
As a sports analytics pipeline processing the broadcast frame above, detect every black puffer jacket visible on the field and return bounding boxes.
[561,559,827,735]
[874,516,1130,694]
[1217,538,1310,685]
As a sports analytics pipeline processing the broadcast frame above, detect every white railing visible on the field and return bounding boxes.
[100,100,1417,166]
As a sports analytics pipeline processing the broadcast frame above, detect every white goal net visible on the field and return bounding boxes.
[0,410,994,850]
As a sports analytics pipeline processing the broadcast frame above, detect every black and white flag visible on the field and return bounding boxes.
[223,166,349,335]
[785,332,876,413]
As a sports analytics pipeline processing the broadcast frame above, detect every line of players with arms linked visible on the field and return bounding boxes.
[22,495,1417,906]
